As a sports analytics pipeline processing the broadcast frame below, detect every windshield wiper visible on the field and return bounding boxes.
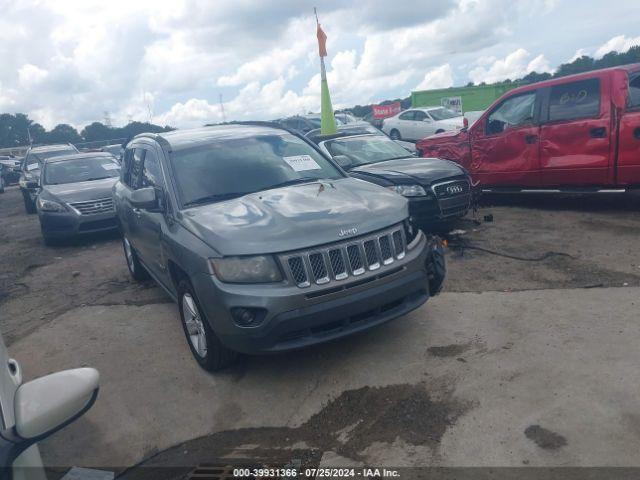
[184,192,249,207]
[83,176,114,181]
[267,177,323,190]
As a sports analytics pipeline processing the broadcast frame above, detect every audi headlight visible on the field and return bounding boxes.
[388,184,427,197]
[210,256,282,283]
[37,197,65,212]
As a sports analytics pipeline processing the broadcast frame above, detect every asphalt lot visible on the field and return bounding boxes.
[1,185,640,472]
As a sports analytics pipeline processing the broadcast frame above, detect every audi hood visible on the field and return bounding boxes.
[180,177,408,256]
[350,157,468,186]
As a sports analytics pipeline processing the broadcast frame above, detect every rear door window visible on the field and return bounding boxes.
[399,111,415,121]
[547,78,600,122]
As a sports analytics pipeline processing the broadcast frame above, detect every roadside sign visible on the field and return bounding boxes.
[372,102,402,119]
[441,96,463,114]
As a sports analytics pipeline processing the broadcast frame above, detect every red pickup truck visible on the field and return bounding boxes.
[417,64,640,192]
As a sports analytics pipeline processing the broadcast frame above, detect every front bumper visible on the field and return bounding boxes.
[39,208,118,238]
[191,233,440,354]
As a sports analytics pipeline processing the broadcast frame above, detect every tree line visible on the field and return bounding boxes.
[348,45,640,118]
[0,114,173,149]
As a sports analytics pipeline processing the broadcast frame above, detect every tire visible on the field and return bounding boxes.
[426,238,446,295]
[389,129,401,140]
[122,236,150,281]
[177,280,238,371]
[22,190,36,214]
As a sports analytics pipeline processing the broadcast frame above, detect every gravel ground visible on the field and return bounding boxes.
[1,185,640,474]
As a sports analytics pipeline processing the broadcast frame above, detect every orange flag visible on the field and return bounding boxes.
[317,23,327,57]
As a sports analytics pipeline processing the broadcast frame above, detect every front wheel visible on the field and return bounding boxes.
[122,236,150,281]
[389,129,401,140]
[426,237,446,295]
[178,280,238,371]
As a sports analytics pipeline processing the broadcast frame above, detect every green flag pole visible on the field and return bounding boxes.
[320,57,337,135]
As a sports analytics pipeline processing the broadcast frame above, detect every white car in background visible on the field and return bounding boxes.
[381,107,465,142]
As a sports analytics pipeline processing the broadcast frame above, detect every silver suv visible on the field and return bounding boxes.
[113,125,445,371]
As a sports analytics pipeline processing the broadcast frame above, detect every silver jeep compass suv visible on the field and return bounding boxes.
[113,125,445,371]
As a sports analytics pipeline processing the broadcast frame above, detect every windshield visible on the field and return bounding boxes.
[171,131,344,207]
[25,148,77,171]
[428,107,461,121]
[324,135,411,167]
[43,156,120,185]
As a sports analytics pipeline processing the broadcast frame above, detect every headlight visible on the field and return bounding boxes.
[37,197,65,212]
[210,256,282,283]
[387,184,427,197]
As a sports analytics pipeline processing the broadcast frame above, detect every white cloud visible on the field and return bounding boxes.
[469,48,552,84]
[3,0,635,131]
[569,48,589,62]
[18,64,49,88]
[594,35,640,58]
[415,64,454,91]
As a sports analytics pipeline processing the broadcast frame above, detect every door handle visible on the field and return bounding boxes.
[634,127,640,140]
[525,134,538,144]
[590,127,606,138]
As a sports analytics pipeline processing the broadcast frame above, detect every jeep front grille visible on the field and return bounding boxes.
[280,225,406,288]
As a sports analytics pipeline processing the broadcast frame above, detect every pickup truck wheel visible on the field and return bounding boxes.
[22,190,36,214]
[122,236,150,281]
[178,280,238,371]
[389,129,401,140]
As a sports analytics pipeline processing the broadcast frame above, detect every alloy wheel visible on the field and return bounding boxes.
[182,293,207,358]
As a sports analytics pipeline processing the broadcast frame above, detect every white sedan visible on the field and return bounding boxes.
[381,107,465,142]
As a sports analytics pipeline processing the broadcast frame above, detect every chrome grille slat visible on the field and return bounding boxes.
[280,224,407,288]
[69,197,114,215]
[309,252,330,284]
[379,235,394,265]
[328,248,348,280]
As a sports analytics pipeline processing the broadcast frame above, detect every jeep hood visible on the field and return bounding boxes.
[351,157,465,185]
[181,177,408,255]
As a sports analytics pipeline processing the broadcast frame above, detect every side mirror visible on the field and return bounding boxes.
[130,186,158,210]
[14,368,99,441]
[333,155,353,169]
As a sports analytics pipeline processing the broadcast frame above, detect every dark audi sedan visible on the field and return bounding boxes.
[313,132,474,228]
[36,152,120,244]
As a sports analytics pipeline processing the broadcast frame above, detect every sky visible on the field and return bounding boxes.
[0,0,638,130]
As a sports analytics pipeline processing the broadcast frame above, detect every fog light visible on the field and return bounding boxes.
[230,307,267,327]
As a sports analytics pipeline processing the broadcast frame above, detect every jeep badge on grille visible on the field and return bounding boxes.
[338,227,358,238]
